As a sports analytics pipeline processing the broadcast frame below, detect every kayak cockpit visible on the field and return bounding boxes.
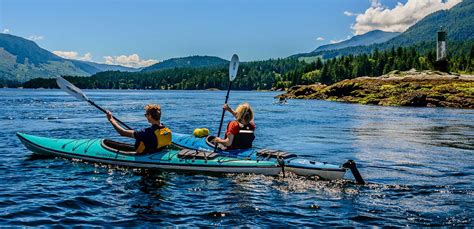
[101,139,137,155]
[205,136,226,150]
[102,139,222,160]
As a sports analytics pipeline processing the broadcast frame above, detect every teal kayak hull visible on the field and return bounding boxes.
[17,133,281,175]
[172,132,347,180]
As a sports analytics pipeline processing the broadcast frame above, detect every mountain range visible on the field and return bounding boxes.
[313,30,400,52]
[294,0,474,60]
[0,33,231,83]
[140,55,228,72]
[0,33,139,82]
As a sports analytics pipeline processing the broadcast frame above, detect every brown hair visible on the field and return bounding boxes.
[145,104,161,121]
[235,103,253,124]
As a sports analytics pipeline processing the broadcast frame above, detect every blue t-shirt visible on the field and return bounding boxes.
[133,124,164,153]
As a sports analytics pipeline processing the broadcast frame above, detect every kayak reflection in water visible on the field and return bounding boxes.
[106,104,172,154]
[212,103,256,150]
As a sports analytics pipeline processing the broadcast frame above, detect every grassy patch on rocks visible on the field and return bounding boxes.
[277,70,474,109]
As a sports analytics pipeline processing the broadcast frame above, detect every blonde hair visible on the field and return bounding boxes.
[145,104,161,121]
[235,103,253,124]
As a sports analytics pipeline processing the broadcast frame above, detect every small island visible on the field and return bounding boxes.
[277,69,474,109]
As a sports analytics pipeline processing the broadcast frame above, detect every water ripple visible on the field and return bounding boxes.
[0,89,473,226]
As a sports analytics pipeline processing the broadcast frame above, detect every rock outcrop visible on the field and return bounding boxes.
[277,70,474,109]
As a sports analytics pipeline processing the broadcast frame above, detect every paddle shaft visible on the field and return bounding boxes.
[88,100,133,130]
[214,81,233,152]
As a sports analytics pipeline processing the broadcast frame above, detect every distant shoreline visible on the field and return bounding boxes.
[1,87,279,92]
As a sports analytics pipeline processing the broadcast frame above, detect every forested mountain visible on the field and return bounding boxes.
[0,33,92,82]
[385,0,473,45]
[141,55,228,72]
[314,30,400,52]
[295,0,474,60]
[0,33,225,83]
[78,61,139,72]
[0,33,63,65]
[0,33,138,82]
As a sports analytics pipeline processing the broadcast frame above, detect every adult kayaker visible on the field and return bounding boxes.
[212,103,255,150]
[106,104,172,154]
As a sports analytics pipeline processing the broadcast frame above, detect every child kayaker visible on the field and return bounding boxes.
[106,104,172,153]
[212,102,255,150]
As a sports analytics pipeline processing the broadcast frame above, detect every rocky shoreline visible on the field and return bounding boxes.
[277,70,474,109]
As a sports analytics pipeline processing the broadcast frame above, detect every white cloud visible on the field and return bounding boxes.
[343,11,358,17]
[82,53,92,61]
[330,39,345,44]
[2,28,10,33]
[53,51,156,67]
[103,54,157,68]
[370,0,382,8]
[53,51,92,61]
[316,37,325,41]
[28,35,44,41]
[351,0,462,35]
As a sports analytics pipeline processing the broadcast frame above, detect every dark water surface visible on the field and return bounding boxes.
[0,88,473,226]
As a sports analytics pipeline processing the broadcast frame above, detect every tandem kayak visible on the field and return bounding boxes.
[172,133,351,181]
[16,133,281,175]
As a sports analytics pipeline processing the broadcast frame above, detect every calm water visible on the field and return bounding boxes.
[0,88,473,226]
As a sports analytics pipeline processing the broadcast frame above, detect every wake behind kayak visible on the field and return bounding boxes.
[16,133,281,175]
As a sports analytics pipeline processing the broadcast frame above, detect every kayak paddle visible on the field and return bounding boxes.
[56,77,133,130]
[214,54,239,152]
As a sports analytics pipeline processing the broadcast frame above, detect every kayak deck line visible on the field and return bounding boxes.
[17,133,279,168]
[16,133,282,175]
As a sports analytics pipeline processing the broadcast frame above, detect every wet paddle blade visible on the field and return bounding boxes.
[229,54,239,82]
[56,77,89,101]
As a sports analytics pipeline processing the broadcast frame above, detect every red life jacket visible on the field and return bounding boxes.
[225,121,255,150]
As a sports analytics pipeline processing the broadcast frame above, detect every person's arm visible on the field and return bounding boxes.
[223,104,237,118]
[213,120,238,147]
[106,111,134,138]
[213,134,234,147]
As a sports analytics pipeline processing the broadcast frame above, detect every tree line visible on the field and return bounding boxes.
[19,42,474,90]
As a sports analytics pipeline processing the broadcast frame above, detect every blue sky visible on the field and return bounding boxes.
[0,0,459,66]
